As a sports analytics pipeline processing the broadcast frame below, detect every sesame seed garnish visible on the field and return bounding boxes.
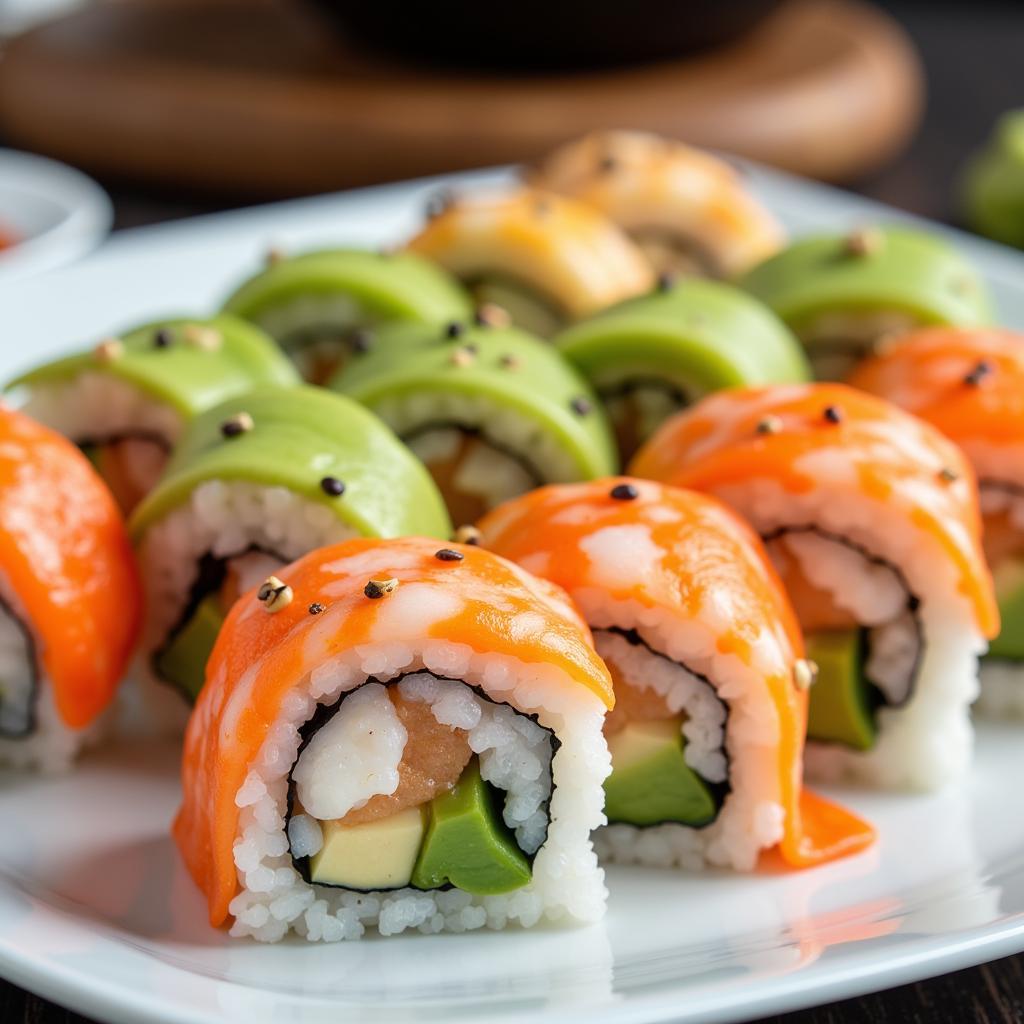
[794,659,818,690]
[220,411,254,438]
[94,337,124,363]
[153,328,173,349]
[656,271,676,293]
[351,329,373,354]
[364,577,399,599]
[570,396,592,416]
[308,602,325,615]
[266,246,286,267]
[450,347,476,368]
[610,482,639,501]
[425,190,454,219]
[499,353,521,370]
[320,476,345,497]
[823,405,843,424]
[756,415,782,435]
[474,303,511,328]
[938,466,959,483]
[453,525,481,546]
[435,548,464,562]
[445,321,465,339]
[844,227,883,258]
[964,360,993,387]
[257,576,293,613]
[183,324,222,351]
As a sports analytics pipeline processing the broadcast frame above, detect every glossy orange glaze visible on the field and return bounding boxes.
[0,405,140,728]
[629,383,998,639]
[174,535,612,926]
[479,478,875,869]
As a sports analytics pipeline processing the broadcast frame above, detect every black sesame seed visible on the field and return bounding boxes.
[938,467,959,483]
[434,548,464,562]
[220,412,254,439]
[610,482,639,501]
[153,328,173,348]
[425,190,454,219]
[308,602,325,615]
[823,405,843,424]
[570,396,592,416]
[964,360,993,387]
[351,329,373,354]
[445,321,465,339]
[656,271,676,293]
[320,476,346,497]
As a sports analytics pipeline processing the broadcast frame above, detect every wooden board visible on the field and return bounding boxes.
[0,0,923,197]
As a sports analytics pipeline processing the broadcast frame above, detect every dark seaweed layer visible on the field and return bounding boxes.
[0,594,38,740]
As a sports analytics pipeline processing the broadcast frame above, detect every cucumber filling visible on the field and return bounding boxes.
[286,676,553,895]
[0,598,36,739]
[469,277,565,338]
[986,558,1024,661]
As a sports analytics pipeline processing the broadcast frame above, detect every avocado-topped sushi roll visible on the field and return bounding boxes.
[223,249,472,384]
[963,110,1024,250]
[130,386,450,717]
[531,130,785,279]
[480,479,874,871]
[9,315,298,513]
[850,327,1024,718]
[174,536,613,941]
[330,320,617,526]
[405,187,653,337]
[631,384,998,790]
[0,405,140,770]
[554,277,810,461]
[739,227,993,381]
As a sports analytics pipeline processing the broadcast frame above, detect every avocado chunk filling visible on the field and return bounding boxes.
[986,558,1024,661]
[805,630,878,751]
[153,594,225,704]
[604,718,718,827]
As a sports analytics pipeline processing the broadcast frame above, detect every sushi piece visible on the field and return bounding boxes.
[554,276,810,462]
[330,319,617,526]
[530,130,785,278]
[630,384,998,790]
[849,327,1024,717]
[404,186,653,337]
[0,405,140,770]
[174,536,613,941]
[480,479,875,871]
[9,315,298,513]
[739,227,993,381]
[963,110,1024,251]
[130,386,450,714]
[222,248,472,384]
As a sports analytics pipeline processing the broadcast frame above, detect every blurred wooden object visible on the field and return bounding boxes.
[0,0,923,196]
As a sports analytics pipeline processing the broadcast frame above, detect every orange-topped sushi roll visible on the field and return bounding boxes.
[531,130,785,279]
[405,186,654,336]
[850,327,1024,717]
[631,384,998,790]
[480,479,874,872]
[175,536,613,942]
[0,404,140,769]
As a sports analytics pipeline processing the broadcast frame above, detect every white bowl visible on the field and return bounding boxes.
[0,148,112,281]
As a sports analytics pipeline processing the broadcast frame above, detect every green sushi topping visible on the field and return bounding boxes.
[9,314,299,418]
[154,594,225,703]
[986,559,1024,661]
[963,110,1024,250]
[222,248,473,382]
[805,631,878,751]
[554,278,810,460]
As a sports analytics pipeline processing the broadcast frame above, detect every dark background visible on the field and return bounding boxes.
[3,1,1024,1021]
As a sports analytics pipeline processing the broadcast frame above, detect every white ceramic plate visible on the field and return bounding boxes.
[0,165,1023,1024]
[0,148,112,283]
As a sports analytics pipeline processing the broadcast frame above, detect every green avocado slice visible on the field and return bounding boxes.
[986,559,1024,660]
[411,757,532,895]
[805,631,877,751]
[154,594,225,703]
[603,718,717,827]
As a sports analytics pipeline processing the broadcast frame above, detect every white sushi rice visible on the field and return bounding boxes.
[129,480,358,733]
[715,477,987,790]
[225,642,608,942]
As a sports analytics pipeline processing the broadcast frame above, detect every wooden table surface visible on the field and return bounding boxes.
[3,1,1024,1021]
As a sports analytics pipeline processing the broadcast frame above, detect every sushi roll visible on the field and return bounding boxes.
[222,248,472,384]
[0,405,140,770]
[329,320,617,526]
[130,386,450,713]
[174,536,613,941]
[630,384,998,790]
[404,187,654,337]
[480,479,875,871]
[849,327,1024,717]
[963,110,1024,251]
[739,227,993,381]
[9,315,298,513]
[530,130,785,278]
[554,276,811,462]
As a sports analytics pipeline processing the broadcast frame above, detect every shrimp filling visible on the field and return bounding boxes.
[766,528,923,751]
[796,309,919,381]
[81,433,171,515]
[0,599,36,739]
[595,628,728,828]
[979,481,1024,662]
[404,425,543,527]
[285,674,554,894]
